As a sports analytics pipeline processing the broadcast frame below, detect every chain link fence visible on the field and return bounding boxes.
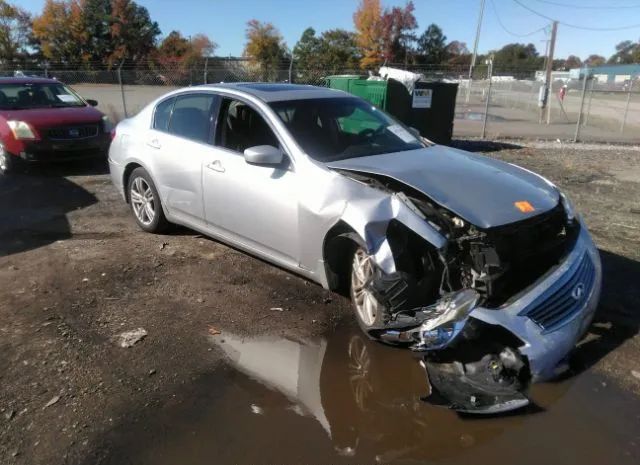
[4,61,639,144]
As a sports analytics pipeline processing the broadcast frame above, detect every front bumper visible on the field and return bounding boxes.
[15,134,111,162]
[470,222,602,382]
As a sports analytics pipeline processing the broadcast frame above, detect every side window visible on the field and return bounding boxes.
[168,93,216,144]
[216,98,279,153]
[153,97,174,132]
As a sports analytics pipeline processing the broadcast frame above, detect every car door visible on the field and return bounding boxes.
[146,92,218,224]
[202,96,300,266]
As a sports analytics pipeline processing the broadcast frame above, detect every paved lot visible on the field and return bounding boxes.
[1,141,639,464]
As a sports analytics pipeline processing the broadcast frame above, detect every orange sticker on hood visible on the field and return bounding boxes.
[514,201,535,213]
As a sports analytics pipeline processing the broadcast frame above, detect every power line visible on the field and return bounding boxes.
[532,0,640,10]
[513,0,640,30]
[490,0,548,37]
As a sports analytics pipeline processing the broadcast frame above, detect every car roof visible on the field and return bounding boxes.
[197,82,351,102]
[0,77,61,85]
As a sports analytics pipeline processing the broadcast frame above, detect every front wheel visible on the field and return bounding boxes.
[127,167,169,233]
[350,247,386,332]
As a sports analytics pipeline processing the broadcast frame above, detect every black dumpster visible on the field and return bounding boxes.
[407,81,458,145]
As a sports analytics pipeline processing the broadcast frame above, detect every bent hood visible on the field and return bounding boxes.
[327,145,560,229]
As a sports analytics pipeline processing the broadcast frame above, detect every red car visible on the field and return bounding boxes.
[0,77,112,174]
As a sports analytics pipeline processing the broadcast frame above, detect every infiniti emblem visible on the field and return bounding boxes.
[572,283,585,301]
[69,128,80,137]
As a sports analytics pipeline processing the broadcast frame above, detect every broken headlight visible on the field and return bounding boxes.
[415,289,480,350]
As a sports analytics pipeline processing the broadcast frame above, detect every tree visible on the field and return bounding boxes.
[109,0,160,66]
[293,27,321,70]
[491,42,543,69]
[33,0,160,67]
[0,0,32,63]
[243,19,287,79]
[317,29,360,70]
[445,40,470,65]
[416,23,447,64]
[353,0,382,69]
[564,55,581,69]
[379,1,417,64]
[584,54,605,67]
[32,0,83,64]
[608,40,640,64]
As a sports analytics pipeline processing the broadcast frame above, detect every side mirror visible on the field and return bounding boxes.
[243,145,283,166]
[86,99,98,107]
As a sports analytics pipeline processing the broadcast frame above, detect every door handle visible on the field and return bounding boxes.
[206,160,225,173]
[147,138,161,149]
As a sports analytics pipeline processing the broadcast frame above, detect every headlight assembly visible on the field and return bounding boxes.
[8,121,37,140]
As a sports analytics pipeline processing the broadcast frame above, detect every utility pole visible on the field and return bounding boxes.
[466,0,486,103]
[540,21,558,124]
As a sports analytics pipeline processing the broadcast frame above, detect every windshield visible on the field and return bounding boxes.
[270,97,425,162]
[0,82,86,110]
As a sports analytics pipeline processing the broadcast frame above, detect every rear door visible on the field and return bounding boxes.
[146,92,218,224]
[202,96,300,265]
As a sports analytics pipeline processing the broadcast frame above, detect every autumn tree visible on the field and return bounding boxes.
[379,1,417,64]
[108,0,160,66]
[0,1,33,63]
[445,40,470,65]
[415,24,447,64]
[353,0,382,69]
[33,0,160,67]
[243,19,287,80]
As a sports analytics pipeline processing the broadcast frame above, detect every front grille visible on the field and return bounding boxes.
[519,252,595,332]
[48,125,99,140]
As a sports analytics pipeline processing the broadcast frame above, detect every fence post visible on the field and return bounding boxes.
[584,78,594,126]
[117,62,128,119]
[481,58,493,139]
[620,80,634,133]
[204,57,209,84]
[573,69,588,142]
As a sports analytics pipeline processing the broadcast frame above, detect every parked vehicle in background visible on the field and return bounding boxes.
[0,77,113,174]
[109,83,601,413]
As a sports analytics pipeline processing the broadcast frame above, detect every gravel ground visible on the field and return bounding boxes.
[0,140,639,464]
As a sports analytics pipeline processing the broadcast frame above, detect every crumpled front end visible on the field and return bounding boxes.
[328,167,601,414]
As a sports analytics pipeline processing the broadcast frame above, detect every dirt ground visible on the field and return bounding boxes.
[1,140,639,465]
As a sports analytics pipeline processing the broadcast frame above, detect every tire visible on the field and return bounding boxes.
[127,167,169,233]
[349,247,386,333]
[0,146,18,175]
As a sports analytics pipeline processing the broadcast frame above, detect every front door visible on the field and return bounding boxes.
[202,97,299,266]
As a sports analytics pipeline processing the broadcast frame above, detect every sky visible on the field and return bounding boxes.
[18,0,640,60]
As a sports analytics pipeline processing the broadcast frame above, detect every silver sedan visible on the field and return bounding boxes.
[109,83,601,412]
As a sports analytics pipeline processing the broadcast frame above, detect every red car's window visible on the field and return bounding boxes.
[0,83,85,110]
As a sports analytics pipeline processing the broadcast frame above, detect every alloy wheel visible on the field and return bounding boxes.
[130,177,156,226]
[350,248,382,327]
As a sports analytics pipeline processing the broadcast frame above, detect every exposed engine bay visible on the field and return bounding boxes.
[336,169,581,414]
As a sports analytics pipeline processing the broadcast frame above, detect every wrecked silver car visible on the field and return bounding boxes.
[109,83,601,413]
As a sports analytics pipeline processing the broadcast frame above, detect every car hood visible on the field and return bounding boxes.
[327,145,560,229]
[0,106,103,128]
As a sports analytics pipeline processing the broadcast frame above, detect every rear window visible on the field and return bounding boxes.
[153,97,174,132]
[167,94,216,144]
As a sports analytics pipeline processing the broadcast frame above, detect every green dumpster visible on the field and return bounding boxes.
[325,75,458,145]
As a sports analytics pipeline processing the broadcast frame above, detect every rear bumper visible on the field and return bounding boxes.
[13,134,111,162]
[470,221,602,381]
[108,157,126,201]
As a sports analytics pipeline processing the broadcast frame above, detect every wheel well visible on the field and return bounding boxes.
[122,163,142,203]
[322,221,363,293]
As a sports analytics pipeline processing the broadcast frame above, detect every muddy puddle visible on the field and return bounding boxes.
[106,324,640,465]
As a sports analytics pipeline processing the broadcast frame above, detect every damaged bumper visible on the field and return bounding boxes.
[469,224,601,382]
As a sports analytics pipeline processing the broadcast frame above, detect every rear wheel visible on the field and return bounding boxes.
[127,168,169,233]
[350,247,386,332]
